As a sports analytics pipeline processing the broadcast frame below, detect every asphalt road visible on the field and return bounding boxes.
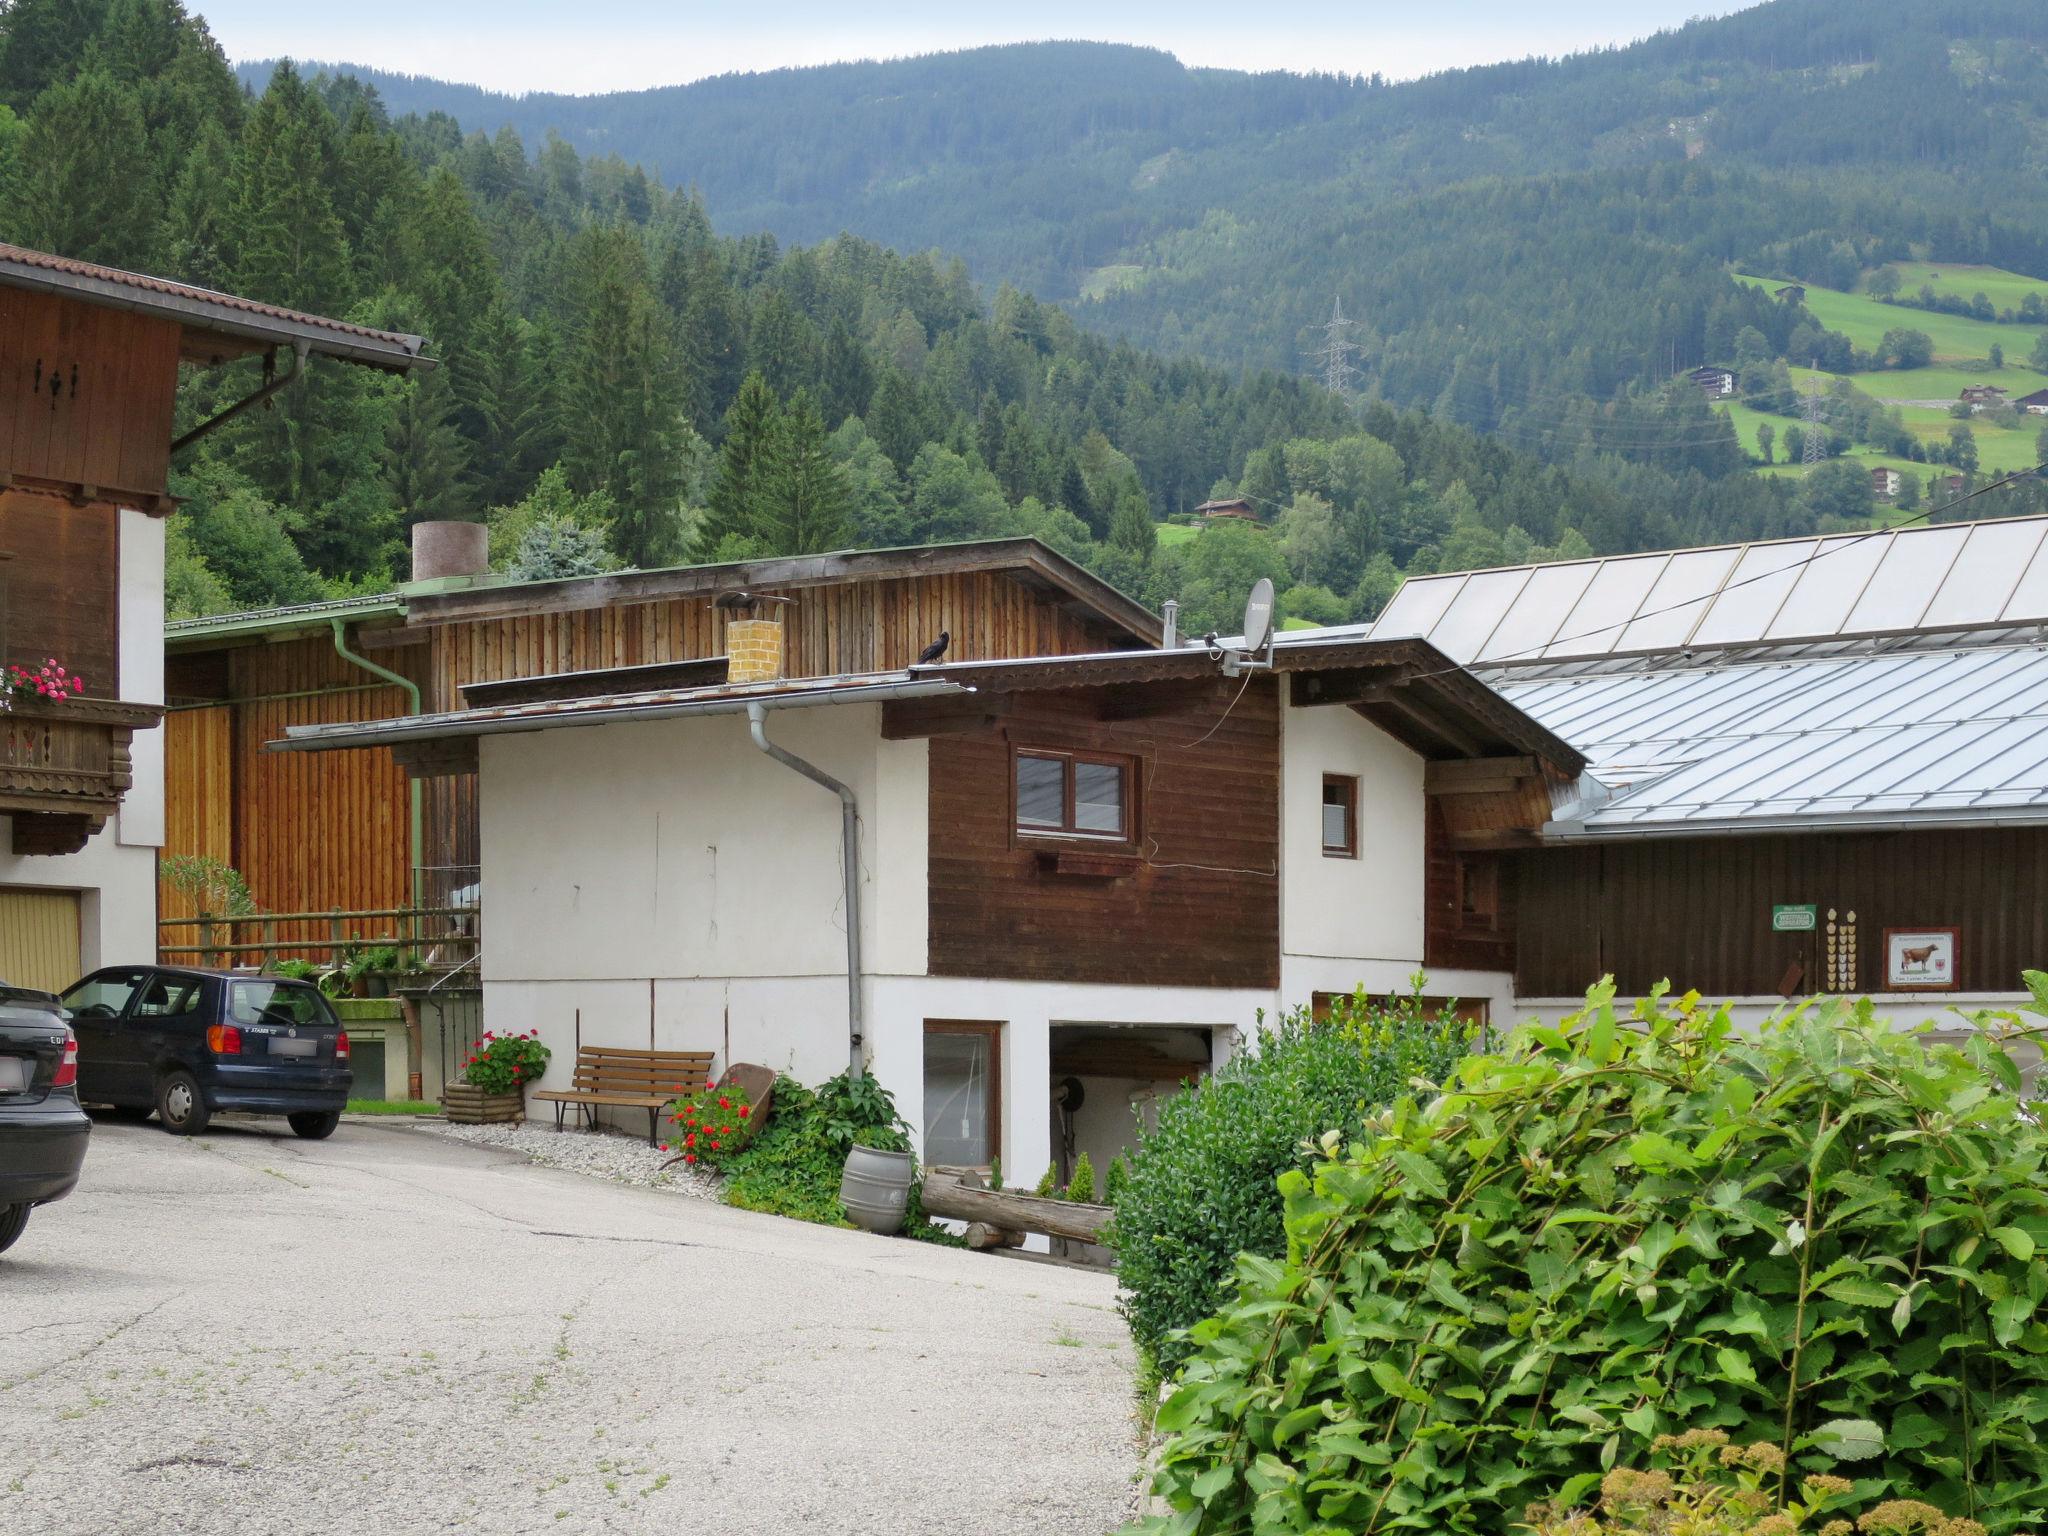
[0,1118,1138,1534]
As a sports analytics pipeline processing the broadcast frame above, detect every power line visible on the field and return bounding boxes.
[1308,297,1359,403]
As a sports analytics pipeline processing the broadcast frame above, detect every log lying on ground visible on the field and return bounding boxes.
[921,1167,1114,1243]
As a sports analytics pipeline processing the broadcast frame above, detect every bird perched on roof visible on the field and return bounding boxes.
[916,631,950,666]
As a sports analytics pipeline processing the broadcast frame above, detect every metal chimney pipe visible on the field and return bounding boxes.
[1161,599,1180,649]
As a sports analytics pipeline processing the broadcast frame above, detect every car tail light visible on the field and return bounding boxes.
[52,1028,78,1088]
[206,1024,243,1056]
[335,1030,350,1061]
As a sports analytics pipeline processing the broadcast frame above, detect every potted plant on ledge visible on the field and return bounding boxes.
[442,1029,548,1124]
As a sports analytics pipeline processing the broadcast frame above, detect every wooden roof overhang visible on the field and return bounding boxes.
[386,538,1163,651]
[893,637,1585,849]
[0,243,430,373]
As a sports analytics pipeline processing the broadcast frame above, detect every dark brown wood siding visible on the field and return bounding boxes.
[925,681,1280,989]
[1511,828,2048,998]
[0,288,181,502]
[1,490,116,687]
[1423,800,1515,974]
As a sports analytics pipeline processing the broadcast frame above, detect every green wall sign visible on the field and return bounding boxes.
[1772,904,1818,933]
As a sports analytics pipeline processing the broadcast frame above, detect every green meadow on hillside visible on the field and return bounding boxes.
[1734,272,2042,365]
[1875,262,2048,313]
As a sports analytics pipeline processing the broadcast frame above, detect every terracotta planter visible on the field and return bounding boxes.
[441,1083,524,1124]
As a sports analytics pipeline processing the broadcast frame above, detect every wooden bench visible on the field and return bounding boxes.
[531,1046,715,1144]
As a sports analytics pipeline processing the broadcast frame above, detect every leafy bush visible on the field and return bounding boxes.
[1109,985,1474,1371]
[1104,1154,1131,1205]
[1135,982,2048,1535]
[1035,1164,1061,1198]
[459,1029,549,1095]
[715,1070,933,1230]
[270,959,318,980]
[1067,1150,1097,1203]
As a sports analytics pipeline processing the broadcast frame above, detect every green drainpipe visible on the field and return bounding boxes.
[329,617,423,914]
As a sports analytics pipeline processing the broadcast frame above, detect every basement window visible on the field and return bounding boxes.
[924,1021,1002,1169]
[1015,749,1130,841]
[1321,774,1359,858]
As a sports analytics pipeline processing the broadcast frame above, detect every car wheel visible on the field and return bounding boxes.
[0,1203,28,1255]
[288,1111,340,1141]
[156,1070,211,1136]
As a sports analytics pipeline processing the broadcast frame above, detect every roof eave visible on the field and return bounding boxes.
[1544,807,2048,841]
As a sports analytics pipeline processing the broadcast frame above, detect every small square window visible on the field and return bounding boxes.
[1321,774,1358,858]
[1014,749,1132,841]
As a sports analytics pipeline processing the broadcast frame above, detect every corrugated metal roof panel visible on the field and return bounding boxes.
[1496,639,2048,833]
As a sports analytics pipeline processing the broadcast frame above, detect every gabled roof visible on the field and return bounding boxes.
[0,242,431,373]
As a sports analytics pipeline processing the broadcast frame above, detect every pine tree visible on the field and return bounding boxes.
[160,117,234,287]
[8,68,153,267]
[0,0,111,113]
[761,389,853,556]
[230,62,349,313]
[383,361,471,529]
[697,372,781,556]
[1108,488,1157,563]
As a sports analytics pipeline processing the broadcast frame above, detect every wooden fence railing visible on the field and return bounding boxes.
[157,903,480,971]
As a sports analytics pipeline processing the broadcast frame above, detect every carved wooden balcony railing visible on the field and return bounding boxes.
[0,694,163,854]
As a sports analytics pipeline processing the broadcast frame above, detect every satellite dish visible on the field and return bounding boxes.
[1242,577,1276,654]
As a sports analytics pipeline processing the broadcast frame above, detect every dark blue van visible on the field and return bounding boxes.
[61,967,352,1138]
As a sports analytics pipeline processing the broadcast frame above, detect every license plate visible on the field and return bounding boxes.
[269,1038,318,1059]
[0,1056,27,1093]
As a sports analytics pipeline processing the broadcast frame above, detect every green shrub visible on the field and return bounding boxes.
[1103,1154,1131,1206]
[270,959,318,980]
[1035,1163,1061,1198]
[1135,981,2048,1535]
[459,1029,549,1095]
[1067,1150,1097,1204]
[1109,985,1474,1371]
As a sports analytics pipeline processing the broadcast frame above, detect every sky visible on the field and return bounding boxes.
[196,1,1756,96]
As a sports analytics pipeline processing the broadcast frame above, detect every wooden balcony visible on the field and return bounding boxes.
[1,695,163,854]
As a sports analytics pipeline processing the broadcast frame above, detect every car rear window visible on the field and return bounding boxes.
[228,982,334,1029]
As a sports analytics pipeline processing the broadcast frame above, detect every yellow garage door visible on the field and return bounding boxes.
[0,887,82,993]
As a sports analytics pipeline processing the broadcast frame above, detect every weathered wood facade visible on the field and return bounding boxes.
[1511,827,2048,999]
[915,679,1283,990]
[162,550,1155,925]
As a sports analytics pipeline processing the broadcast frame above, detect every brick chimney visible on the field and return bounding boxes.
[726,616,785,684]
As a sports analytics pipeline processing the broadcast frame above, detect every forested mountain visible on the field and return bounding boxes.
[5,1,2044,636]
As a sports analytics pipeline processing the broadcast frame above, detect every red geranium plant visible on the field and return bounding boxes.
[661,1079,759,1169]
[4,657,85,704]
[460,1029,549,1095]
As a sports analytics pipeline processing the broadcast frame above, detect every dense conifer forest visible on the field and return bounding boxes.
[6,1,2047,634]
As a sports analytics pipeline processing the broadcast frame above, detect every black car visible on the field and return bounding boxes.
[0,982,90,1256]
[61,966,352,1139]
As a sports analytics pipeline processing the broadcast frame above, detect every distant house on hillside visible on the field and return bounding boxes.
[1870,467,1901,499]
[1687,365,1737,400]
[1941,472,1969,495]
[1961,384,2008,411]
[1195,497,1259,524]
[1774,283,1807,304]
[2016,388,2048,415]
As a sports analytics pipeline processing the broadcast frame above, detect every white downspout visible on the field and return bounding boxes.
[746,702,865,1075]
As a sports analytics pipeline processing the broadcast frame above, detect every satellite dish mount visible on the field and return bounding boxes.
[1210,577,1277,677]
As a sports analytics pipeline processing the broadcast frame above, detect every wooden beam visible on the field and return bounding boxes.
[1358,688,1488,757]
[1425,756,1541,796]
[389,737,479,779]
[1287,666,1413,708]
[920,1169,1113,1243]
[881,697,1012,740]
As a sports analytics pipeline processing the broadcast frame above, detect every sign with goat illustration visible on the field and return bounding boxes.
[1884,927,1959,991]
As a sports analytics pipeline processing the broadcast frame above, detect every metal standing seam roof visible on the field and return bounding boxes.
[1372,514,2048,665]
[0,242,432,372]
[1497,640,2048,835]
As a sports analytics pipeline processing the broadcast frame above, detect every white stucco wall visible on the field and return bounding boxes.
[0,507,164,976]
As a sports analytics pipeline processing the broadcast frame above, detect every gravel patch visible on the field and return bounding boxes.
[431,1118,726,1199]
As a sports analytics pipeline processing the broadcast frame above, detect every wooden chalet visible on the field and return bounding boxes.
[0,242,426,990]
[1686,365,1737,400]
[1194,497,1259,524]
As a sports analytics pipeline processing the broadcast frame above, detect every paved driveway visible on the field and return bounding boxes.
[0,1119,1138,1534]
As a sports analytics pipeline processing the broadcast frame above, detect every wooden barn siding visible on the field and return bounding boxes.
[1511,828,2048,998]
[1422,800,1515,974]
[0,289,181,500]
[926,681,1281,989]
[159,636,424,944]
[0,491,117,684]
